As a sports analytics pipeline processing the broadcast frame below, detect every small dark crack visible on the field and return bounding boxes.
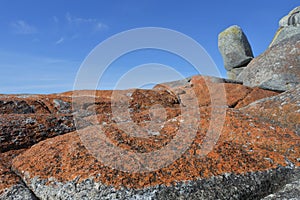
[9,166,40,200]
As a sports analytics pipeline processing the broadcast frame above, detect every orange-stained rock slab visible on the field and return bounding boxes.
[242,85,300,135]
[155,75,279,108]
[11,108,300,199]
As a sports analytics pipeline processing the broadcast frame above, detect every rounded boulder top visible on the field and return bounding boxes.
[279,6,300,27]
[270,6,300,47]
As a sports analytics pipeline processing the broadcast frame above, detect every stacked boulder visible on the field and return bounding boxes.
[222,6,300,92]
[237,7,300,91]
[218,25,254,80]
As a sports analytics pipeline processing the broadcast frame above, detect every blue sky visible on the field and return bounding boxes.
[0,0,299,94]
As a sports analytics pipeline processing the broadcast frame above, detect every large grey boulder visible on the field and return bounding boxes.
[270,6,300,47]
[218,25,254,79]
[237,34,300,91]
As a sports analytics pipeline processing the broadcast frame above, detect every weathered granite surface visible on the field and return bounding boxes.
[237,34,300,91]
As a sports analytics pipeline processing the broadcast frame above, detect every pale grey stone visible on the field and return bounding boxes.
[0,184,37,200]
[279,6,300,27]
[262,169,300,200]
[18,167,299,200]
[227,67,246,80]
[218,25,253,71]
[237,34,300,91]
[270,26,300,48]
[271,6,300,47]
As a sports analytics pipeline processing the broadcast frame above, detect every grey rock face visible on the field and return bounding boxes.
[17,167,298,200]
[279,6,300,27]
[227,67,246,80]
[0,184,37,200]
[270,6,300,47]
[218,25,254,71]
[53,99,72,114]
[262,169,300,200]
[262,179,300,200]
[237,34,300,91]
[270,26,300,48]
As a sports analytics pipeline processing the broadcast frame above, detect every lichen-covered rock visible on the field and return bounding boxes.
[0,75,298,199]
[218,25,254,71]
[237,34,300,91]
[0,90,181,153]
[271,26,300,49]
[155,75,279,108]
[0,114,75,152]
[241,85,300,135]
[11,107,300,199]
[270,6,300,47]
[0,150,37,200]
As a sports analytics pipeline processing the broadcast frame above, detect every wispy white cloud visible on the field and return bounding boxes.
[11,20,37,34]
[1,83,73,93]
[0,50,79,94]
[95,22,107,31]
[70,34,80,40]
[65,12,108,31]
[32,38,40,43]
[55,37,64,45]
[53,16,59,23]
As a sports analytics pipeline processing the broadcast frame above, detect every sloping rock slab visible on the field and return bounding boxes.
[237,34,300,91]
[241,85,300,135]
[155,75,279,108]
[12,108,300,199]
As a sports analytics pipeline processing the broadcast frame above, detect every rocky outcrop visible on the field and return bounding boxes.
[11,107,300,199]
[218,25,254,80]
[0,76,280,154]
[0,75,298,199]
[270,6,300,47]
[237,6,300,91]
[1,7,300,199]
[237,33,300,91]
